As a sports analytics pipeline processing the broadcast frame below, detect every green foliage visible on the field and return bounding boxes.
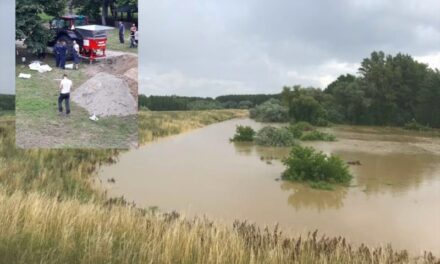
[287,121,314,138]
[189,100,222,110]
[289,95,326,124]
[254,126,297,147]
[139,95,222,111]
[300,130,336,142]
[216,94,280,106]
[230,126,256,142]
[404,119,432,132]
[282,146,353,188]
[249,99,289,122]
[237,100,253,109]
[0,95,15,112]
[16,0,65,54]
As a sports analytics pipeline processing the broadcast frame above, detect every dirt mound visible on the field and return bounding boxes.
[72,72,137,117]
[86,54,138,99]
[87,54,138,77]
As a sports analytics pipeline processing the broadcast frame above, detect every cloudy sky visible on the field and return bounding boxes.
[139,0,440,97]
[0,0,14,94]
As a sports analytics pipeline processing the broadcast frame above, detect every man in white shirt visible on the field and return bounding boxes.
[58,74,72,116]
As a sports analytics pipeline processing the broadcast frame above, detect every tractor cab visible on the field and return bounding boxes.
[50,15,88,31]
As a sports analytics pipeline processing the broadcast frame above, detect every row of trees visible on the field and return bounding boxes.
[278,51,440,127]
[138,95,276,111]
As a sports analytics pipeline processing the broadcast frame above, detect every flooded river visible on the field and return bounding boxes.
[99,118,440,255]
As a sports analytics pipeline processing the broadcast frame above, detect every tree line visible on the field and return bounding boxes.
[140,51,439,128]
[280,51,440,128]
[138,94,278,111]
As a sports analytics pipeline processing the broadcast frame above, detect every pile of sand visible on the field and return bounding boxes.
[72,72,137,117]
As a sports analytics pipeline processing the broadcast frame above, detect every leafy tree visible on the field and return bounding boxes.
[289,95,325,124]
[16,0,67,54]
[249,99,289,122]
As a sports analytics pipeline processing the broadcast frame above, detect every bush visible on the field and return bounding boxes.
[300,130,336,141]
[287,121,314,138]
[404,119,431,132]
[254,126,298,147]
[282,146,352,189]
[250,99,289,122]
[230,125,256,142]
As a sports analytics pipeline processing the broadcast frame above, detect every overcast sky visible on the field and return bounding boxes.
[0,0,14,94]
[139,0,440,97]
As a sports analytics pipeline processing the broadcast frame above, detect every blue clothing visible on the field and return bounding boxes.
[59,45,67,69]
[119,24,125,43]
[73,49,80,64]
[54,44,62,67]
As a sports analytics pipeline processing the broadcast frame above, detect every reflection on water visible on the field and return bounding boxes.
[99,118,440,254]
[280,181,347,211]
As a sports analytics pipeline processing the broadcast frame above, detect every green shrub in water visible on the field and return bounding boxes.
[300,130,336,141]
[254,126,298,147]
[282,146,352,189]
[404,119,431,132]
[230,125,256,142]
[287,121,314,138]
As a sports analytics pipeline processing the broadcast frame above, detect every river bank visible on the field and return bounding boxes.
[0,112,439,263]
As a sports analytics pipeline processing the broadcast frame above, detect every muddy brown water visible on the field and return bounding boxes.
[99,118,440,255]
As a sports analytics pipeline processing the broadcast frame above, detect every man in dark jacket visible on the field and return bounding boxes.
[59,41,67,69]
[119,22,125,44]
[54,41,62,67]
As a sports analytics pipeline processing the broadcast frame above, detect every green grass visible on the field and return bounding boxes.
[106,28,138,54]
[15,56,137,148]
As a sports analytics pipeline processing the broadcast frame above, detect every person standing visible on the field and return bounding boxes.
[73,40,80,70]
[58,74,72,116]
[54,41,62,67]
[130,23,137,48]
[59,41,67,69]
[118,21,125,44]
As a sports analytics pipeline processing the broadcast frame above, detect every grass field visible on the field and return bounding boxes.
[106,28,138,54]
[15,55,137,148]
[0,111,438,263]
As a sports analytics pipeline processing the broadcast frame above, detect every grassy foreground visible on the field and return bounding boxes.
[0,111,438,263]
[15,52,137,148]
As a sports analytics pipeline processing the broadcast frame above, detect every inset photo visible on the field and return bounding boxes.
[15,1,138,148]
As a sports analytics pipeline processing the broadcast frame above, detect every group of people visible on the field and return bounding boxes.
[119,22,138,48]
[54,40,80,70]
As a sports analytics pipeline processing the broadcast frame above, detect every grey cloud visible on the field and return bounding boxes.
[139,0,440,97]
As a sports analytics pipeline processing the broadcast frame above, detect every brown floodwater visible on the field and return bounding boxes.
[99,118,440,255]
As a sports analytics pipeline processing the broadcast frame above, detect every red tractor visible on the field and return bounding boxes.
[49,15,113,62]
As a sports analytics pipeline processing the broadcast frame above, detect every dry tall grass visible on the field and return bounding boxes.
[1,190,437,264]
[0,111,438,264]
[138,109,248,144]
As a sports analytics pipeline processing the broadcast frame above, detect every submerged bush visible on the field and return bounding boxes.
[254,126,297,147]
[250,99,289,122]
[287,121,314,138]
[300,130,336,141]
[230,125,256,142]
[282,146,352,189]
[404,119,432,132]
